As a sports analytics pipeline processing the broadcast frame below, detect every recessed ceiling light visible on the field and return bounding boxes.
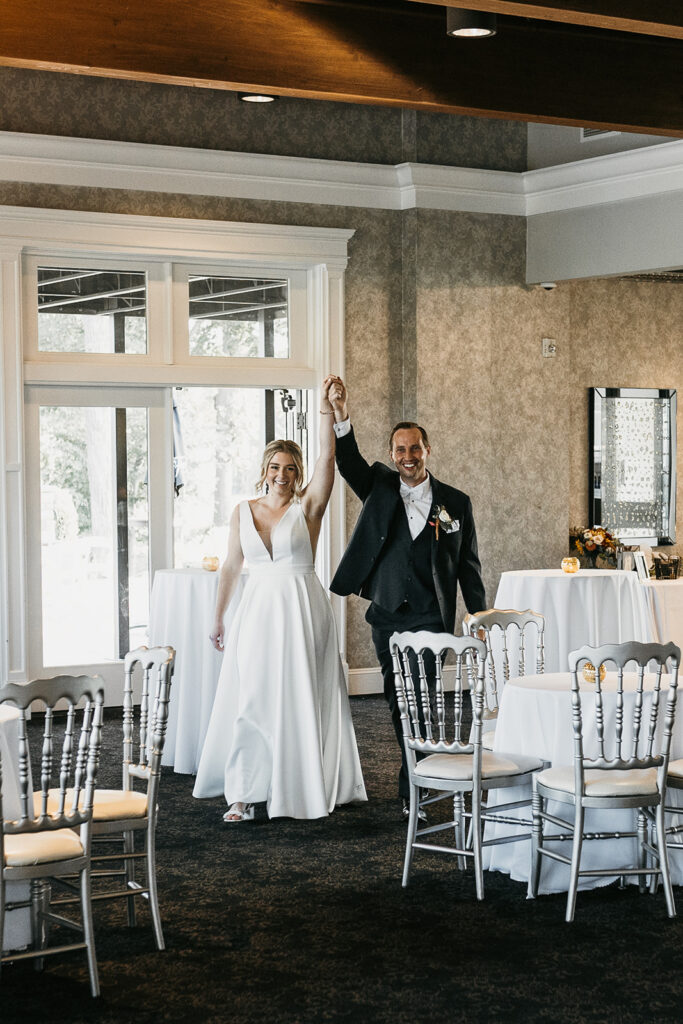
[239,93,277,103]
[446,9,497,38]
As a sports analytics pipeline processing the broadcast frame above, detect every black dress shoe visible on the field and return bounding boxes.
[402,798,427,824]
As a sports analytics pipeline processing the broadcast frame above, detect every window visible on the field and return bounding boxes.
[37,267,147,354]
[4,212,349,695]
[188,274,288,357]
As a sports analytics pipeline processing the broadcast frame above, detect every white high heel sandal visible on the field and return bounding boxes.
[223,803,254,823]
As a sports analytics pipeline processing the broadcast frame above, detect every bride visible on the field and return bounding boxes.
[193,375,367,821]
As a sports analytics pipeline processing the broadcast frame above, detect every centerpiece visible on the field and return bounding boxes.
[569,526,619,569]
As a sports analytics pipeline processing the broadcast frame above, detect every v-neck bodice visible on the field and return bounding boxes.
[240,501,314,574]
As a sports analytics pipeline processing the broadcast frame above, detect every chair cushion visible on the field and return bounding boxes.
[537,766,658,798]
[4,828,84,867]
[414,749,542,782]
[36,788,148,821]
[92,789,148,821]
[667,759,683,781]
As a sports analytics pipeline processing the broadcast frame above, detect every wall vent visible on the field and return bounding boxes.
[621,270,683,283]
[580,127,620,141]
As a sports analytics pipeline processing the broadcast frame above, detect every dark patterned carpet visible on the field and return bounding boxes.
[3,697,683,1024]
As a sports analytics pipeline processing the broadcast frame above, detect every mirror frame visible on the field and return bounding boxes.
[589,387,677,546]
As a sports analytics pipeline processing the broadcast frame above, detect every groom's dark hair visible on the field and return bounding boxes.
[389,421,430,450]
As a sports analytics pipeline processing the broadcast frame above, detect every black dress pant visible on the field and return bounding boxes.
[371,613,445,800]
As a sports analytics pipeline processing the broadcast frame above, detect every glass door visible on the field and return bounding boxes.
[25,386,170,692]
[25,384,311,694]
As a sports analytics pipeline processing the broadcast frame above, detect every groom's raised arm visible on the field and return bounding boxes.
[330,380,375,502]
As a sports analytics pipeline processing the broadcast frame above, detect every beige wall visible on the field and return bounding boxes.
[0,68,526,170]
[413,210,571,631]
[567,278,683,557]
[413,222,683,636]
[0,70,681,669]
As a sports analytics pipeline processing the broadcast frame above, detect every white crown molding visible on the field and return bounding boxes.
[0,131,680,219]
[524,139,683,215]
[0,131,407,210]
[395,162,526,215]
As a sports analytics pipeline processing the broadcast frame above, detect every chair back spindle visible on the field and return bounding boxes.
[465,608,545,718]
[122,646,175,791]
[391,631,487,757]
[1,675,104,836]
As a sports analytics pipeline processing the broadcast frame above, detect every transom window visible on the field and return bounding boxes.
[38,267,147,354]
[188,274,289,357]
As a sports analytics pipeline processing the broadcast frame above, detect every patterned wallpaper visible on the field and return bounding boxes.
[0,68,526,170]
[415,111,527,171]
[566,277,683,559]
[413,209,571,629]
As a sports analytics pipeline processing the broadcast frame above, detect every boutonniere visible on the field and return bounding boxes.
[428,504,459,540]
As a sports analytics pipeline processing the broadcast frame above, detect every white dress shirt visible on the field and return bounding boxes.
[334,418,432,539]
[399,474,433,539]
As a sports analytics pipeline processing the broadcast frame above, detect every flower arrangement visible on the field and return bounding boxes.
[570,526,619,567]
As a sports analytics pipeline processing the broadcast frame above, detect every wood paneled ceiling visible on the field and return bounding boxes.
[0,0,680,136]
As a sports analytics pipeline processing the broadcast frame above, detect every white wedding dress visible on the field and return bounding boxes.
[193,500,367,819]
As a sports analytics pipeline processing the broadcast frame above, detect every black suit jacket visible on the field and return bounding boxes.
[330,427,486,633]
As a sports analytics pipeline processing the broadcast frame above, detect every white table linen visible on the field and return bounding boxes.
[148,568,245,775]
[493,569,652,675]
[483,672,683,893]
[640,579,683,651]
[1,705,31,951]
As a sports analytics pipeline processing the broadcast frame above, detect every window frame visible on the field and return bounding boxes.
[0,209,352,697]
[174,262,309,369]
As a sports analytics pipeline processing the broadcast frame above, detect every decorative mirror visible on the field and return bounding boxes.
[589,387,677,545]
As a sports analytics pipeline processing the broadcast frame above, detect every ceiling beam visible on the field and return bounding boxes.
[408,1,683,40]
[0,0,679,136]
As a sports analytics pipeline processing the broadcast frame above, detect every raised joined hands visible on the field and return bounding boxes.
[322,375,348,419]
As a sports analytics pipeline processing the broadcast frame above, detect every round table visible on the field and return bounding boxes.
[493,569,653,675]
[148,568,245,775]
[483,671,683,893]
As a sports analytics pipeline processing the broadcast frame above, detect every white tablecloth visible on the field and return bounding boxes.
[483,672,683,893]
[493,569,653,675]
[640,579,683,653]
[148,568,244,775]
[1,705,31,951]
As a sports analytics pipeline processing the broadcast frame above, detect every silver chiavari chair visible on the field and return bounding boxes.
[0,675,104,996]
[52,646,174,950]
[465,608,545,749]
[530,641,680,922]
[391,630,545,899]
[657,743,683,876]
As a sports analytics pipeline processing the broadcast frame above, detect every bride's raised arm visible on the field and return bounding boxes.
[301,375,340,523]
[209,504,245,651]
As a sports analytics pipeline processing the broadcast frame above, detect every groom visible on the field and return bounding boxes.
[328,379,486,815]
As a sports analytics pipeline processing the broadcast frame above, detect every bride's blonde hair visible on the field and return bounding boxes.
[256,440,305,497]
